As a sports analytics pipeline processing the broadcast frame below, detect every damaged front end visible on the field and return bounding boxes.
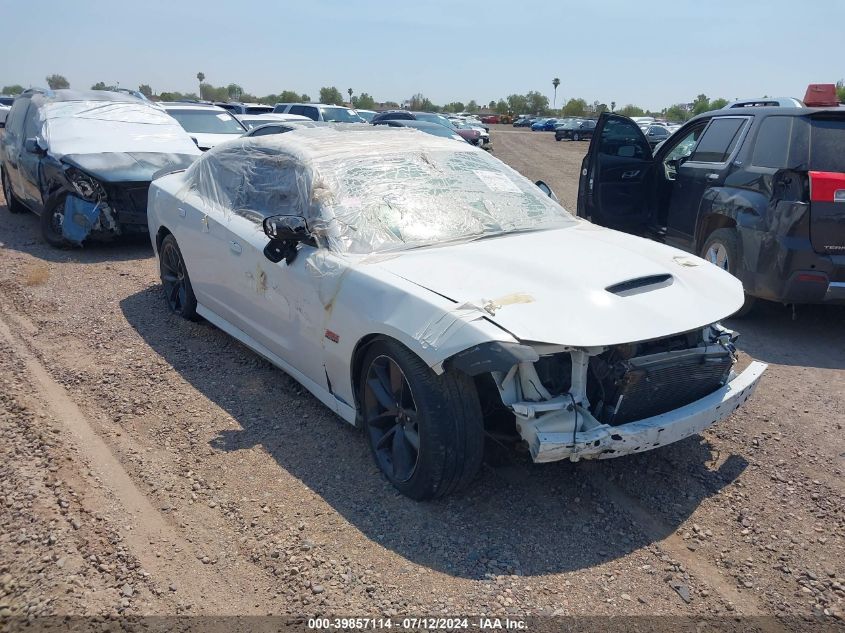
[45,163,152,245]
[449,325,766,463]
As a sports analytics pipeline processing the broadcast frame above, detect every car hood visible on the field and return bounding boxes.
[190,132,244,150]
[62,152,199,183]
[371,223,744,347]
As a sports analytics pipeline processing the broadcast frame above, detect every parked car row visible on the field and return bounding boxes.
[555,118,597,141]
[0,87,771,501]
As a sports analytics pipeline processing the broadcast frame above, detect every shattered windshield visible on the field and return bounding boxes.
[314,147,575,254]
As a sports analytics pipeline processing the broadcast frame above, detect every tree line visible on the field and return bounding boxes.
[4,74,845,123]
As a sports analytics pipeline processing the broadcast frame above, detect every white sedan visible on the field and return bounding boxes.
[147,126,766,500]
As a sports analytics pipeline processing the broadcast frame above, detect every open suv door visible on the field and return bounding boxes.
[577,113,655,232]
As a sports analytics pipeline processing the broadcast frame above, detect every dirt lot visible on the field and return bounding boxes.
[0,127,843,625]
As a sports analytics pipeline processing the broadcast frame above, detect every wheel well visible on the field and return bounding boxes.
[349,334,390,414]
[696,214,736,252]
[155,226,172,254]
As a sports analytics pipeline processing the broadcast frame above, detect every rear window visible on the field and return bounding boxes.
[689,117,747,163]
[751,116,793,169]
[810,117,845,173]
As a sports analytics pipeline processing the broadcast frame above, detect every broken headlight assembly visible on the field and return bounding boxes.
[67,169,107,203]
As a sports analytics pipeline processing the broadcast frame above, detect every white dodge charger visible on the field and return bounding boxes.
[147,126,766,500]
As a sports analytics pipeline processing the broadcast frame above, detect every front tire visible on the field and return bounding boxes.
[573,132,581,141]
[40,197,70,248]
[159,234,198,320]
[360,339,484,500]
[701,228,756,317]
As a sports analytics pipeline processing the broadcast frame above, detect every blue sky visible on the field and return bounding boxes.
[3,0,842,110]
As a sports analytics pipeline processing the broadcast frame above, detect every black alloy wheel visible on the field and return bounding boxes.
[363,354,420,483]
[159,234,198,319]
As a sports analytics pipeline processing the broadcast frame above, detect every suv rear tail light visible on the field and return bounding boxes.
[809,171,845,203]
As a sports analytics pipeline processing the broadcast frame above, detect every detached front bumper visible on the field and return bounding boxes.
[529,360,767,463]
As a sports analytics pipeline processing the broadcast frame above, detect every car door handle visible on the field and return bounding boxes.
[229,240,242,255]
[621,170,640,180]
[706,173,720,181]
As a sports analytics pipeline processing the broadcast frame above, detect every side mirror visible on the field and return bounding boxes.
[263,214,310,241]
[535,180,559,202]
[262,215,311,264]
[24,137,45,154]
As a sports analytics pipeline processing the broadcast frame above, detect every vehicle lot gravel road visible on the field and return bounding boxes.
[0,127,843,626]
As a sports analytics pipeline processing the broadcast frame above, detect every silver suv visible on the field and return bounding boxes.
[272,103,364,123]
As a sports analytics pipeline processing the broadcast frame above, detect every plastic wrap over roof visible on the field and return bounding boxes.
[184,126,575,254]
[33,91,200,158]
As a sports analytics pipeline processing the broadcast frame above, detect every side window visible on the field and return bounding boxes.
[689,117,747,163]
[189,149,244,214]
[303,106,319,121]
[751,116,792,169]
[663,124,706,162]
[23,104,41,139]
[233,155,303,223]
[4,99,30,140]
[250,125,283,137]
[288,105,303,116]
[599,117,651,159]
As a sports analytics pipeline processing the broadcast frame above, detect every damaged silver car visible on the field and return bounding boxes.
[0,89,200,246]
[147,126,766,500]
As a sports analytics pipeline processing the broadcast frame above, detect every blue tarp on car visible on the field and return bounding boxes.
[62,195,100,244]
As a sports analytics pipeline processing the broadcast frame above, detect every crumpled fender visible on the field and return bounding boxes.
[316,254,517,409]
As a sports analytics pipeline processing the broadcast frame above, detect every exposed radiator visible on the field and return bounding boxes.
[591,346,734,425]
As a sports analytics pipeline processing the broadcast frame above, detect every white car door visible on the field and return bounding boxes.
[170,151,249,329]
[218,155,332,391]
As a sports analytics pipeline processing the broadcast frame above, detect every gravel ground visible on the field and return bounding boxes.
[0,128,843,626]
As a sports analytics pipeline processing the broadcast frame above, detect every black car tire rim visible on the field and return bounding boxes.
[49,201,65,236]
[160,241,189,313]
[364,355,420,483]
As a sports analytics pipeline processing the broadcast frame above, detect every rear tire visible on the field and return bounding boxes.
[573,132,581,141]
[701,228,756,317]
[360,339,484,500]
[159,234,198,320]
[2,168,26,214]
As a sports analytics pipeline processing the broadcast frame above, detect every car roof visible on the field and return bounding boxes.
[28,89,145,107]
[725,97,804,108]
[235,113,310,121]
[275,103,353,108]
[376,120,444,129]
[161,102,230,112]
[235,125,474,162]
[693,106,845,121]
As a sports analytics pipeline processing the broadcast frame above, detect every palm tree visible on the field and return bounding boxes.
[552,77,560,109]
[196,72,205,99]
[348,88,353,105]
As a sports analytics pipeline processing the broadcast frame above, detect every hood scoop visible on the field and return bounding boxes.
[606,274,673,297]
